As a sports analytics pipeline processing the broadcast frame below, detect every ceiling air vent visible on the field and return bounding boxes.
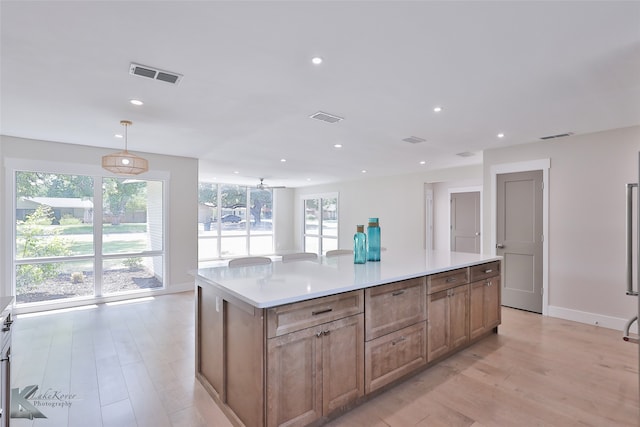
[402,136,426,144]
[309,111,344,124]
[540,132,574,140]
[456,152,475,157]
[129,63,183,85]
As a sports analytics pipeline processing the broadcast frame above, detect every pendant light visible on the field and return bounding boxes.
[101,120,149,175]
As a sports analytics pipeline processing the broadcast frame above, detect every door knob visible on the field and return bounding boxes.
[496,243,505,249]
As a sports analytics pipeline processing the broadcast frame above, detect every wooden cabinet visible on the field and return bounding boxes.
[469,262,501,340]
[365,277,426,340]
[364,278,427,392]
[266,314,364,427]
[196,259,501,427]
[365,321,427,393]
[427,284,469,362]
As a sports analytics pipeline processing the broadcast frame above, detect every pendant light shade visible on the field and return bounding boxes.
[102,120,149,175]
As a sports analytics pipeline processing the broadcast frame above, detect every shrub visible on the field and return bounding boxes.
[123,257,143,270]
[60,214,82,225]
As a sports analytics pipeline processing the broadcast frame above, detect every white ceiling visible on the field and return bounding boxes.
[2,1,639,188]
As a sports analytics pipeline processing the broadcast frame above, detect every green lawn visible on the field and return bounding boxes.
[59,223,147,235]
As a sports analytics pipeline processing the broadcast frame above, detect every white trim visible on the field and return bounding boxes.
[448,186,483,254]
[12,282,194,315]
[300,192,340,255]
[547,305,638,334]
[491,158,550,315]
[5,157,170,308]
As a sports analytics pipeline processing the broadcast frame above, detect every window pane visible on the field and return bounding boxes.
[199,182,218,234]
[305,236,319,255]
[102,178,163,254]
[322,238,338,253]
[198,237,219,261]
[16,260,94,304]
[322,197,338,237]
[220,184,247,236]
[16,172,94,258]
[305,199,319,234]
[250,235,273,255]
[220,237,247,257]
[102,256,163,295]
[250,188,272,234]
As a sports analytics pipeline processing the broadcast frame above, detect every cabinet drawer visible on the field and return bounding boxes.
[427,268,468,294]
[469,261,500,282]
[365,277,426,341]
[365,321,427,393]
[267,290,363,338]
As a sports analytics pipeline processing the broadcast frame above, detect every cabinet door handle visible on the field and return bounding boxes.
[486,280,492,286]
[323,330,330,336]
[391,336,406,345]
[312,308,333,316]
[316,331,323,338]
[391,290,405,296]
[446,277,457,283]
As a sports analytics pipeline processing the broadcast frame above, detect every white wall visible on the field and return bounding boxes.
[1,135,198,299]
[293,165,483,254]
[483,125,640,327]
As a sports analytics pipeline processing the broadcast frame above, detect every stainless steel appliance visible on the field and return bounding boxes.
[0,303,12,427]
[623,153,639,395]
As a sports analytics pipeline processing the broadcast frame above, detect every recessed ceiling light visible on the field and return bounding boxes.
[311,56,323,65]
[306,178,312,181]
[433,106,442,113]
[333,144,343,149]
[497,133,505,138]
[114,134,123,139]
[419,160,426,165]
[361,169,367,174]
[280,158,287,163]
[233,171,239,174]
[129,99,144,106]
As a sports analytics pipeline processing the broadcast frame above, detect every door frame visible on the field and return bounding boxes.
[448,186,483,253]
[490,159,550,315]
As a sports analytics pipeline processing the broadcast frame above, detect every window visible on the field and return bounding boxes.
[198,182,273,261]
[14,171,165,305]
[303,194,338,255]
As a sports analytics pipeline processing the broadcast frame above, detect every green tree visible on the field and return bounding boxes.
[16,205,71,289]
[103,178,146,225]
[16,172,93,198]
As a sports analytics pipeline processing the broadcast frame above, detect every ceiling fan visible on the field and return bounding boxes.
[256,178,286,190]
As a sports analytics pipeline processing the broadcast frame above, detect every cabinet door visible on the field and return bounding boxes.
[469,278,501,340]
[267,327,322,427]
[469,281,486,340]
[322,314,364,415]
[427,290,449,362]
[365,321,427,393]
[449,284,469,350]
[485,276,501,330]
[365,277,426,341]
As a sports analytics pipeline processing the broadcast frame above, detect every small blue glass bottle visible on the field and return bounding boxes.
[353,225,367,264]
[367,217,381,262]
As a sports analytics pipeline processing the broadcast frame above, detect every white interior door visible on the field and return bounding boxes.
[450,191,480,254]
[497,170,543,313]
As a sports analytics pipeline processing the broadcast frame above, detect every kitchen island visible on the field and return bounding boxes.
[196,251,502,427]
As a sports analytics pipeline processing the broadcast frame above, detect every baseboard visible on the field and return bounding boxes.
[547,305,638,334]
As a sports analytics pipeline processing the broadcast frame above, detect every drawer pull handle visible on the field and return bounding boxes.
[391,290,405,296]
[445,277,457,283]
[392,337,406,345]
[484,269,493,274]
[312,308,333,316]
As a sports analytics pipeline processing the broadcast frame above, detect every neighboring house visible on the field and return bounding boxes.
[16,197,94,223]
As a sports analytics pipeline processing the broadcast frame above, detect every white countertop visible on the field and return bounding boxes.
[196,250,500,309]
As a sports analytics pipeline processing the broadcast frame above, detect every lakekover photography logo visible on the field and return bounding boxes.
[11,385,80,419]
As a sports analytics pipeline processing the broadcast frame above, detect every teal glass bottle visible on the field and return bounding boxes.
[353,225,367,264]
[367,217,381,262]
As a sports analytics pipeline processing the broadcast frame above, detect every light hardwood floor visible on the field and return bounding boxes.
[10,291,639,427]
